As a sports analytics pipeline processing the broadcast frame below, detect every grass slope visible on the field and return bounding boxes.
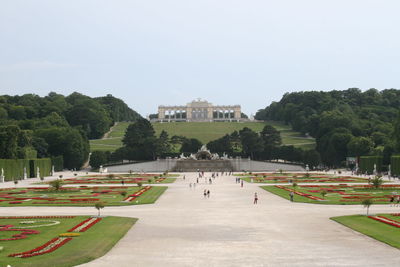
[90,121,315,152]
[331,215,400,249]
[1,216,136,267]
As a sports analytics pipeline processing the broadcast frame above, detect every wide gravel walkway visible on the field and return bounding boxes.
[1,172,400,266]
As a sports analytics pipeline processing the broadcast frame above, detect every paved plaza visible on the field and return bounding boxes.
[1,173,400,266]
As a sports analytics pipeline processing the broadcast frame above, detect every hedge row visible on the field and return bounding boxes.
[51,156,64,172]
[32,158,52,178]
[359,156,382,174]
[0,158,52,181]
[391,156,400,176]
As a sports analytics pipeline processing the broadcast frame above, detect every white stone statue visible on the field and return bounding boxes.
[388,164,391,177]
[37,167,40,179]
[51,165,55,176]
[23,167,27,180]
[180,153,186,159]
[199,145,209,152]
[99,165,104,173]
[0,168,4,183]
[373,164,377,175]
[190,153,197,160]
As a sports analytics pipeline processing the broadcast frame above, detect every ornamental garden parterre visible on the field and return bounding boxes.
[237,172,368,183]
[261,184,400,204]
[0,185,167,206]
[42,173,177,185]
[0,215,136,267]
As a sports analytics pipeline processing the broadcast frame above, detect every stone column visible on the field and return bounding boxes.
[207,107,213,121]
[158,107,165,121]
[234,107,241,121]
[186,107,192,121]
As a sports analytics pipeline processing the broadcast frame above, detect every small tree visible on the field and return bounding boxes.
[95,202,105,216]
[362,198,373,215]
[13,179,18,188]
[321,190,327,199]
[120,191,127,198]
[292,182,298,192]
[49,179,63,191]
[371,176,383,189]
[148,178,153,183]
[137,182,143,187]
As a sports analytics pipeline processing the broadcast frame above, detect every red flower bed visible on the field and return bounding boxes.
[369,216,400,228]
[67,217,102,232]
[0,225,40,241]
[9,237,72,258]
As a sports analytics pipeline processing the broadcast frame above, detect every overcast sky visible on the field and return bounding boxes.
[1,0,400,117]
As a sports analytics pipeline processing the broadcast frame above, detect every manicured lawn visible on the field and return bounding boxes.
[0,215,136,267]
[89,121,315,152]
[331,214,400,249]
[261,184,399,205]
[0,186,167,206]
[239,172,367,183]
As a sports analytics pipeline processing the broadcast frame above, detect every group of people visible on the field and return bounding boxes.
[203,189,211,198]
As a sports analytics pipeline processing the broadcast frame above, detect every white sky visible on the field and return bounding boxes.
[1,0,400,117]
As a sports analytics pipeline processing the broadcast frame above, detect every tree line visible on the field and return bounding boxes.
[255,88,400,167]
[0,92,141,169]
[90,120,321,169]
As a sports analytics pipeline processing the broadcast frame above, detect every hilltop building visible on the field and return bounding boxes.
[155,99,243,122]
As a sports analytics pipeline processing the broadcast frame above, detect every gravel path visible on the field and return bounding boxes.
[1,172,400,266]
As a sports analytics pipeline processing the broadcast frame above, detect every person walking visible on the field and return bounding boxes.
[189,183,192,189]
[209,178,212,184]
[254,192,258,204]
[290,191,294,202]
[204,189,207,198]
[207,190,210,198]
[241,180,243,188]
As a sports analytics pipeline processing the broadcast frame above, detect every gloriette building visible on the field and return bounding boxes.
[156,99,243,122]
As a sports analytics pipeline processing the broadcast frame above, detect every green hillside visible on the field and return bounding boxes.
[90,121,315,152]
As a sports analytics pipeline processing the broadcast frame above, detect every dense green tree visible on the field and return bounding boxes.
[0,125,20,159]
[260,125,281,146]
[158,130,172,155]
[36,127,89,169]
[303,150,321,169]
[121,119,159,160]
[90,151,108,169]
[239,127,264,159]
[180,138,202,153]
[347,137,374,157]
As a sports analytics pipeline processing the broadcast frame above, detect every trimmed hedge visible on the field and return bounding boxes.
[359,156,382,174]
[391,156,400,176]
[51,156,64,171]
[0,158,51,181]
[31,158,52,178]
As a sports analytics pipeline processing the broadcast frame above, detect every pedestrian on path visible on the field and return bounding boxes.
[207,190,210,198]
[189,183,192,189]
[290,191,294,202]
[193,183,196,189]
[183,175,185,180]
[209,178,212,184]
[196,178,199,183]
[241,180,243,188]
[204,189,207,198]
[254,193,258,204]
